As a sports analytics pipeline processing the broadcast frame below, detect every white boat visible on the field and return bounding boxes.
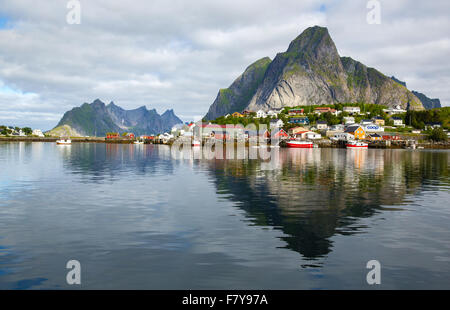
[192,140,201,147]
[346,140,368,148]
[56,139,71,145]
[134,140,144,144]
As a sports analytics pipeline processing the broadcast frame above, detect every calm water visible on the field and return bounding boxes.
[0,142,449,289]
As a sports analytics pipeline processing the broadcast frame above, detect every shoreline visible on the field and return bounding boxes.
[1,136,449,149]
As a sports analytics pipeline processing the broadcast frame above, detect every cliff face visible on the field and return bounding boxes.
[205,26,424,120]
[55,99,183,136]
[205,57,272,120]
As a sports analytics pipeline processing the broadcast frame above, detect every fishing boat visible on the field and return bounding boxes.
[286,140,314,148]
[192,140,201,147]
[346,140,368,148]
[56,138,71,145]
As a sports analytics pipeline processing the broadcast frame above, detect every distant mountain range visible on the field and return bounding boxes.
[52,99,183,136]
[205,26,427,120]
[390,76,441,110]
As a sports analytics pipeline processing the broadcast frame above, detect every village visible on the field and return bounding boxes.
[1,104,448,149]
[126,104,449,149]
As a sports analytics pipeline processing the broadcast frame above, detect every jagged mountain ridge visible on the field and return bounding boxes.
[390,76,441,110]
[55,99,183,136]
[205,26,424,120]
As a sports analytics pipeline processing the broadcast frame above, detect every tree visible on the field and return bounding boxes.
[23,127,32,135]
[429,128,447,142]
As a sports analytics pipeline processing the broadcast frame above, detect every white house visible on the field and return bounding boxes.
[392,117,404,127]
[343,106,361,115]
[343,116,355,125]
[256,110,267,118]
[270,119,284,128]
[316,121,328,130]
[266,110,278,117]
[333,132,355,141]
[32,129,45,137]
[383,105,407,115]
[306,132,322,140]
[363,123,384,132]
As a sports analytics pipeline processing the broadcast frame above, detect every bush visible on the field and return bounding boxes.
[429,128,448,142]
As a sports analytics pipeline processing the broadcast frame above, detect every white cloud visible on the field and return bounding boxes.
[0,0,448,129]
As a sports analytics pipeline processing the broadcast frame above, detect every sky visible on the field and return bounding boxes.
[0,0,449,130]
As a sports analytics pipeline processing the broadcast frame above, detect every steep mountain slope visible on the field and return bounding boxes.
[55,99,183,136]
[204,57,272,120]
[390,76,441,109]
[205,26,424,120]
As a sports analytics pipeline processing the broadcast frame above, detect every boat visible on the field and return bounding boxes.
[56,138,71,145]
[192,140,201,147]
[286,140,314,148]
[346,140,368,148]
[134,140,144,144]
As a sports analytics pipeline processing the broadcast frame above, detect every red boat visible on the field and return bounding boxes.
[346,141,368,148]
[286,140,314,148]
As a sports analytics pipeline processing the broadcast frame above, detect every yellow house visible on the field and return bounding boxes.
[345,125,365,139]
[372,117,385,126]
[232,112,244,118]
[368,133,382,141]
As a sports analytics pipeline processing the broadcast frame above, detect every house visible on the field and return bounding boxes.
[343,116,355,125]
[224,114,231,118]
[330,124,345,131]
[314,107,339,116]
[289,126,309,136]
[106,133,120,139]
[332,132,355,141]
[256,110,267,118]
[345,125,365,140]
[125,133,135,139]
[364,123,384,132]
[271,129,289,139]
[194,123,244,139]
[266,110,278,117]
[242,110,253,116]
[288,117,309,125]
[232,112,244,118]
[316,121,328,130]
[425,122,442,130]
[288,108,304,115]
[392,117,404,126]
[412,130,421,134]
[382,134,400,141]
[270,119,284,128]
[306,132,322,140]
[372,116,385,126]
[368,133,382,141]
[360,119,373,125]
[343,106,361,115]
[32,129,45,137]
[383,105,407,115]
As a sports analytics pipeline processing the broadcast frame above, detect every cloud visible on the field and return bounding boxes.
[0,0,448,129]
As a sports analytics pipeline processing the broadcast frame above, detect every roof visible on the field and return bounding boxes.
[372,116,384,120]
[317,121,327,124]
[391,117,402,120]
[345,125,362,133]
[369,133,382,137]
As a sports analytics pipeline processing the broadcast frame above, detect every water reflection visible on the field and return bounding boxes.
[202,149,449,260]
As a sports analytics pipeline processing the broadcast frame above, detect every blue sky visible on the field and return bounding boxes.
[0,0,449,130]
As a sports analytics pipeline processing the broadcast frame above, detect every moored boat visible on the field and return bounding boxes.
[346,141,368,148]
[134,140,144,144]
[192,140,201,147]
[286,140,314,148]
[56,138,71,145]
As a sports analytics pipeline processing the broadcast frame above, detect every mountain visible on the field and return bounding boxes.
[54,99,183,136]
[205,26,424,120]
[411,91,441,109]
[390,76,441,110]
